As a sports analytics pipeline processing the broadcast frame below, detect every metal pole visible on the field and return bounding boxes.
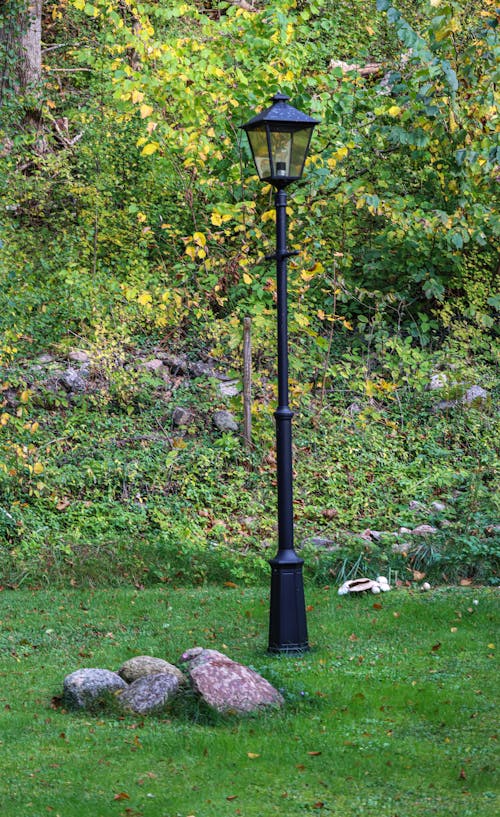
[268,187,309,654]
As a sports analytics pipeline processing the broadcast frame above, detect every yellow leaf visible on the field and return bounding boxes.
[211,212,223,227]
[243,273,253,285]
[1,412,9,425]
[33,462,44,475]
[140,104,153,119]
[388,105,402,117]
[146,121,158,134]
[261,210,276,223]
[131,89,144,104]
[247,753,260,759]
[192,232,206,247]
[141,142,159,156]
[73,0,85,9]
[366,25,375,35]
[20,389,31,403]
[333,146,348,161]
[137,291,152,306]
[185,245,196,260]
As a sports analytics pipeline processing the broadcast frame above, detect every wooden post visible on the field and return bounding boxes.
[243,316,252,449]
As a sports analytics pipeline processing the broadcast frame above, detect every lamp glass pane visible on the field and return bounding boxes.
[290,127,313,177]
[269,130,293,178]
[247,128,271,179]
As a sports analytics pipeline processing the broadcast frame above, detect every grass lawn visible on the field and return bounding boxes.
[0,585,498,816]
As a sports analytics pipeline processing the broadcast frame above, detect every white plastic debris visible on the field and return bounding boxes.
[338,577,391,596]
[421,582,431,592]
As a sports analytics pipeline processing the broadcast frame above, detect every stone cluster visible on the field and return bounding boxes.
[62,649,284,717]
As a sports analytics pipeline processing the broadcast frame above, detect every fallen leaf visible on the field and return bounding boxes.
[308,751,322,756]
[306,605,314,612]
[413,570,426,581]
[226,795,238,801]
[459,769,467,780]
[313,802,325,809]
[247,753,260,759]
[431,642,442,652]
[373,602,382,610]
[113,792,130,801]
[460,579,472,586]
[348,633,358,642]
[223,581,237,589]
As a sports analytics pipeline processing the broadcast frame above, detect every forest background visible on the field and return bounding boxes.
[0,0,498,589]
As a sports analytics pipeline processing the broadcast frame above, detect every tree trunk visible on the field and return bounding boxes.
[0,0,42,103]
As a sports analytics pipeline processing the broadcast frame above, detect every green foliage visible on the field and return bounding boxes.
[0,0,498,588]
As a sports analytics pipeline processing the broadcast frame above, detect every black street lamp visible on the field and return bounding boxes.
[241,93,319,654]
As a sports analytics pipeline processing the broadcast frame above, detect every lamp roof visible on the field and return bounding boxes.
[241,93,320,131]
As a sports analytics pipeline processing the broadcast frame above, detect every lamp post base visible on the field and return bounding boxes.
[268,552,309,654]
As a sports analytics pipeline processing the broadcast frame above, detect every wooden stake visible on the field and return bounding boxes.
[243,316,252,449]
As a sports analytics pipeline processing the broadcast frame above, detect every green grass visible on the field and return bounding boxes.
[0,585,498,816]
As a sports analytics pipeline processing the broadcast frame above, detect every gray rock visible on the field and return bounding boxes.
[117,655,185,684]
[63,668,127,709]
[412,524,438,535]
[218,379,240,397]
[37,354,55,364]
[429,373,449,390]
[409,500,426,511]
[142,358,165,372]
[117,673,181,715]
[462,385,488,405]
[68,350,90,365]
[430,500,446,513]
[392,542,410,554]
[306,536,340,549]
[172,407,193,427]
[61,367,87,392]
[212,410,238,433]
[181,647,284,715]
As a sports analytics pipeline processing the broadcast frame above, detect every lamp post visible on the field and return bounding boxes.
[241,93,319,654]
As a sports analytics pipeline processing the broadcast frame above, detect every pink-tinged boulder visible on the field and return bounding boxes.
[180,647,284,715]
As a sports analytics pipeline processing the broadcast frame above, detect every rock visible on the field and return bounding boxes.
[172,407,193,427]
[462,385,488,405]
[218,379,240,397]
[117,673,181,715]
[412,524,438,535]
[63,668,127,709]
[392,542,409,554]
[37,353,55,364]
[399,527,413,534]
[68,350,90,365]
[61,367,87,392]
[142,358,164,373]
[430,500,446,513]
[117,655,186,684]
[421,582,431,592]
[409,500,426,511]
[212,410,238,433]
[429,373,449,390]
[180,647,284,715]
[305,536,340,550]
